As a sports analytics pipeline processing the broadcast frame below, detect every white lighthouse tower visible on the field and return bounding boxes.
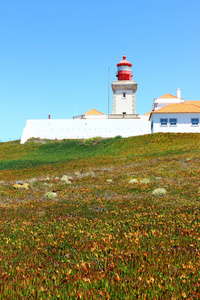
[111,55,138,116]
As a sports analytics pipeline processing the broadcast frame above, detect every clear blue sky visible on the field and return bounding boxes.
[0,0,200,142]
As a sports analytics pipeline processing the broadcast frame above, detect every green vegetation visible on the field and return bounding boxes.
[0,133,199,299]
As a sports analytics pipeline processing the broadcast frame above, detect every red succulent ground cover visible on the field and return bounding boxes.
[0,133,199,299]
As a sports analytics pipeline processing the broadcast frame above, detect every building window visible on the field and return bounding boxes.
[160,118,168,126]
[191,118,199,126]
[169,118,177,126]
[122,92,126,98]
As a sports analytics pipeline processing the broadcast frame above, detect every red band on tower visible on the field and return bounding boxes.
[116,55,133,80]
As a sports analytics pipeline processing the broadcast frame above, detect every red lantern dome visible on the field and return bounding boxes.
[116,55,133,81]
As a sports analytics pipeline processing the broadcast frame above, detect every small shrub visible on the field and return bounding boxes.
[26,137,48,144]
[152,188,167,196]
[45,192,57,199]
[61,175,72,184]
[83,137,103,146]
[84,171,95,177]
[140,178,151,184]
[74,171,81,177]
[129,178,138,183]
[107,179,112,183]
[114,135,122,140]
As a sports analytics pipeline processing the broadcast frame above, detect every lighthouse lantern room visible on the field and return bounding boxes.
[112,55,138,115]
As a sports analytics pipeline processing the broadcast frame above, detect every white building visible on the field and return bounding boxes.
[20,55,200,144]
[149,88,200,133]
[152,88,184,111]
[150,102,200,134]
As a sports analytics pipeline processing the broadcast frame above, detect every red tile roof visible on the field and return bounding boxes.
[159,93,176,99]
[184,101,200,106]
[153,103,200,113]
[83,108,104,115]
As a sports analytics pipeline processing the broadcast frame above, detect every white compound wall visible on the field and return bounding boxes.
[21,118,151,144]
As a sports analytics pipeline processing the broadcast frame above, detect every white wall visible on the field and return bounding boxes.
[115,89,134,114]
[21,119,151,144]
[151,113,200,133]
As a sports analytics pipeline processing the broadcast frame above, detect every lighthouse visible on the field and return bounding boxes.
[112,55,138,115]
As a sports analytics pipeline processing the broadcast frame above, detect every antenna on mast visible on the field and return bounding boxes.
[108,67,110,119]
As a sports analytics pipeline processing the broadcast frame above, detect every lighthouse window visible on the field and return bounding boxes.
[122,93,126,98]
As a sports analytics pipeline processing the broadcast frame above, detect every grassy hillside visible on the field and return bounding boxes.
[0,133,199,177]
[0,133,199,299]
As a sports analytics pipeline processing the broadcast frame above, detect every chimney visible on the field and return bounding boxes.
[176,88,181,99]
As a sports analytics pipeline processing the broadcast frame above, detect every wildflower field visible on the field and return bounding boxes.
[0,133,199,299]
